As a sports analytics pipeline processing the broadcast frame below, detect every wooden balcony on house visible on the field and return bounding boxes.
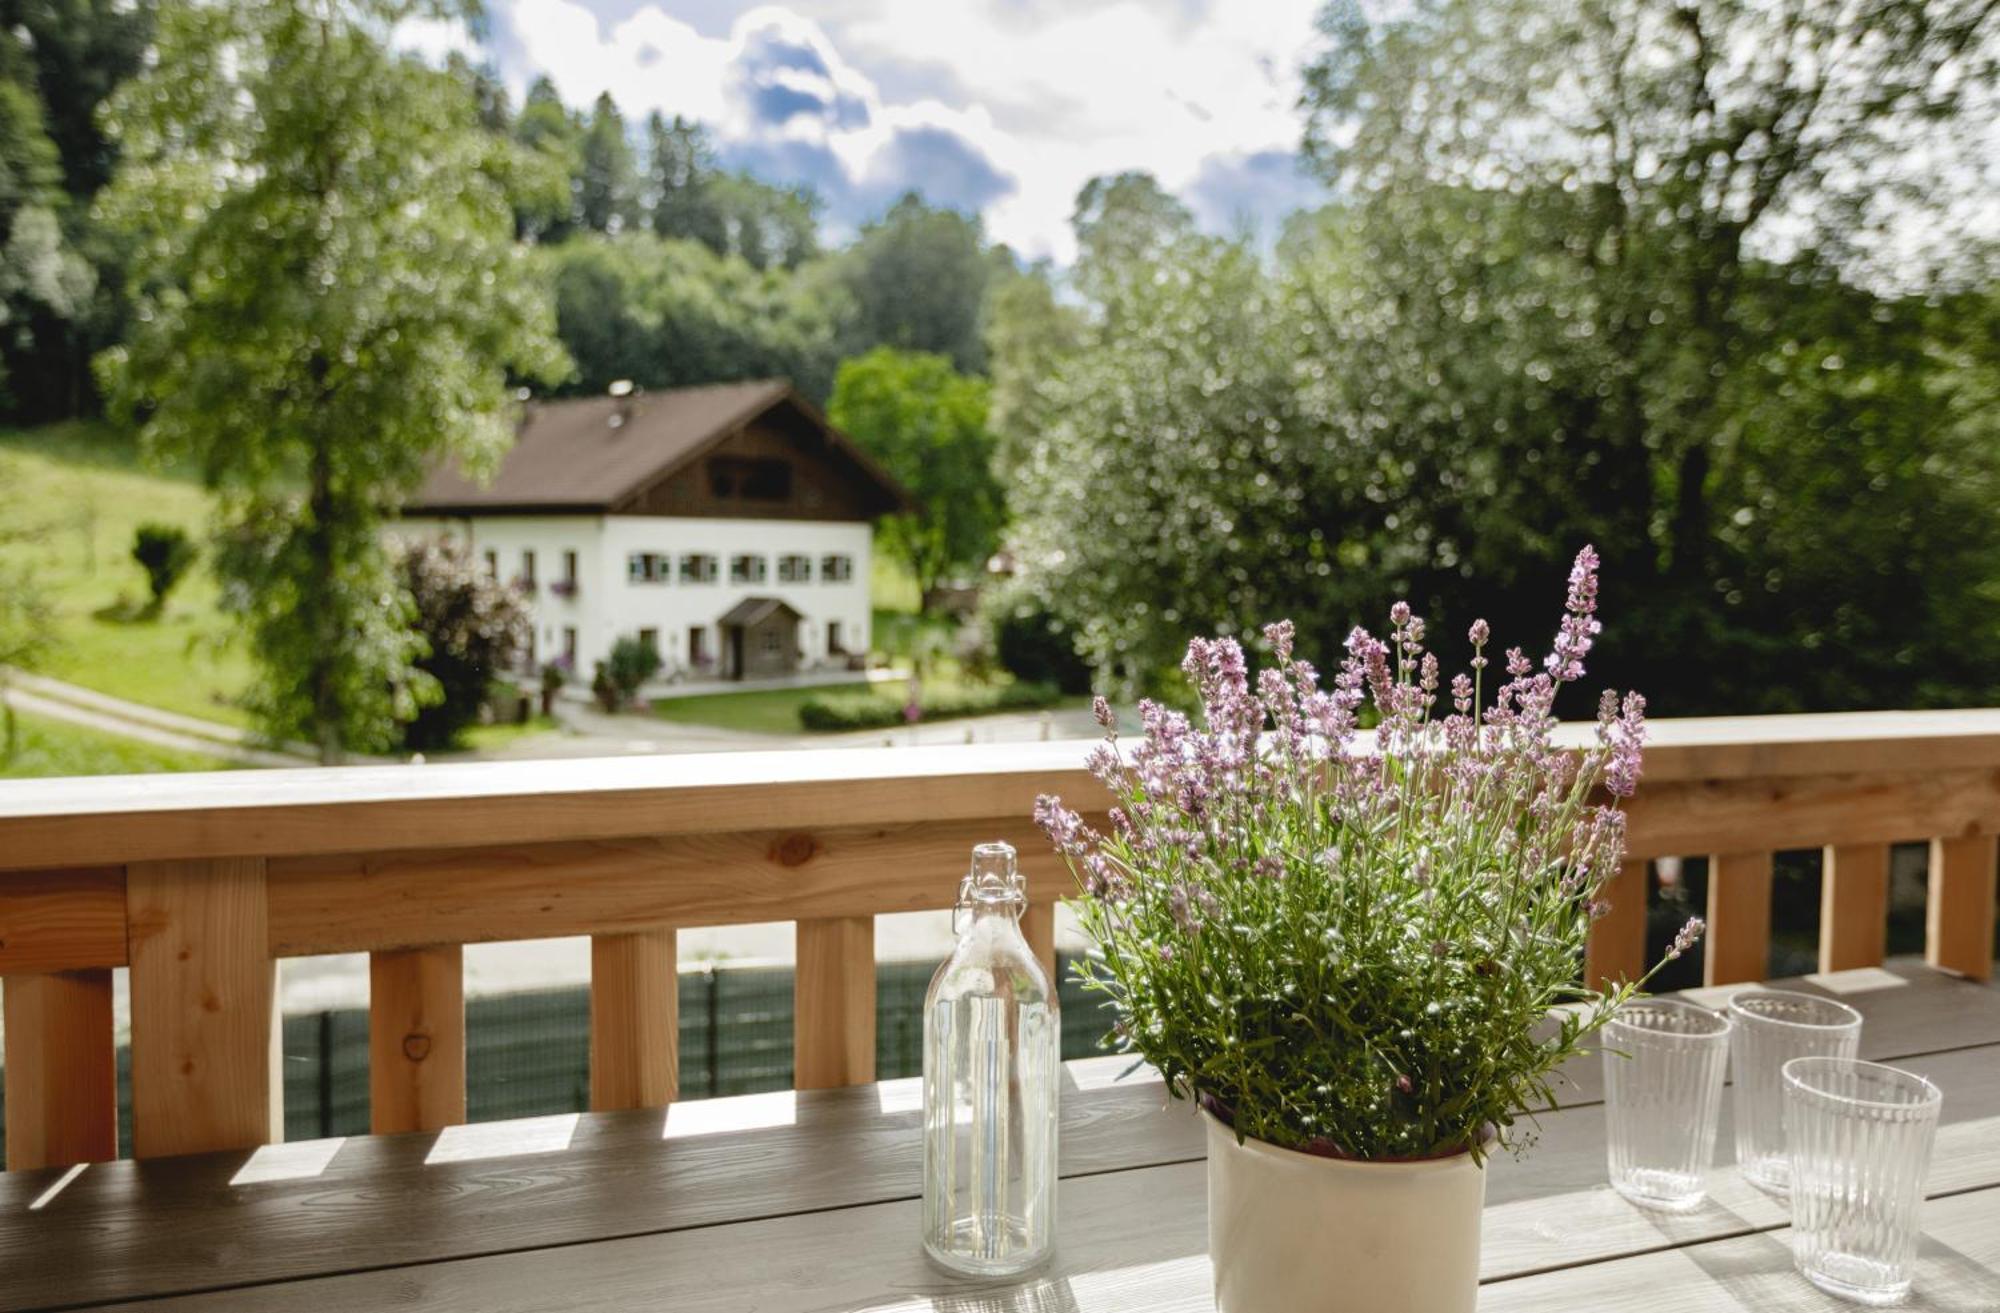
[0,710,1996,1310]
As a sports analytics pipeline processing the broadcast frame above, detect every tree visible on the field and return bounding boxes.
[828,347,1004,608]
[576,91,635,234]
[0,453,54,759]
[837,193,992,373]
[398,536,530,751]
[542,231,846,402]
[601,634,661,711]
[644,112,727,252]
[130,521,195,613]
[97,0,568,761]
[983,257,1080,478]
[513,76,580,242]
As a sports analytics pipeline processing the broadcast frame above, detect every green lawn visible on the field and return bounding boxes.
[651,682,878,735]
[0,422,255,727]
[0,707,235,778]
[449,714,564,754]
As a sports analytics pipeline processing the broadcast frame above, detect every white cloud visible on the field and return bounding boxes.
[479,0,1328,260]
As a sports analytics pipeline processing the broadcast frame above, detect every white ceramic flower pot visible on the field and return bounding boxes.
[1205,1110,1486,1313]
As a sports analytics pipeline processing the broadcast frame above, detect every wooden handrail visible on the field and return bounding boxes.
[1,710,1996,1172]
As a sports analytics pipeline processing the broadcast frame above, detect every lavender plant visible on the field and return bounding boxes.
[1035,547,1703,1162]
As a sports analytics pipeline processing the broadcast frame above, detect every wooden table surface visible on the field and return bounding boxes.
[3,961,1997,1312]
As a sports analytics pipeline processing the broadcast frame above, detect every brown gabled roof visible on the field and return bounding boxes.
[407,380,913,516]
[717,596,802,628]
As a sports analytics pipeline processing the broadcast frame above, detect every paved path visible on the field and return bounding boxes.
[2,679,304,768]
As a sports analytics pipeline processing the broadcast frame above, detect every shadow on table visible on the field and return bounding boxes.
[1677,1226,2000,1311]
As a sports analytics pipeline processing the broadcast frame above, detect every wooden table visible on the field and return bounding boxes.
[4,962,1997,1312]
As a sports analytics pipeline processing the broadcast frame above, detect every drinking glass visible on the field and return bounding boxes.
[1728,989,1863,1194]
[1784,1057,1941,1306]
[1603,998,1732,1211]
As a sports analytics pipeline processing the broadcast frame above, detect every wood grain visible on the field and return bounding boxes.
[1,966,1988,1312]
[265,817,1086,956]
[1926,834,1997,982]
[1705,850,1774,986]
[795,916,876,1089]
[369,944,465,1134]
[126,858,282,1159]
[1624,768,2000,860]
[590,929,678,1110]
[1820,842,1890,973]
[0,867,126,974]
[2,968,117,1171]
[1584,860,1648,988]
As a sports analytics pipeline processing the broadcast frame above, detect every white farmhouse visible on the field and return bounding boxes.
[402,380,913,683]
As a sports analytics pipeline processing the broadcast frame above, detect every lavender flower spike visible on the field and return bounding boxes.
[1665,916,1707,960]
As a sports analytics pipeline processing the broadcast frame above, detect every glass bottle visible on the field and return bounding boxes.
[922,841,1059,1276]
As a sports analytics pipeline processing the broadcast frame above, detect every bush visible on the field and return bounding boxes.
[131,523,197,612]
[798,679,1061,731]
[991,604,1092,695]
[603,635,663,711]
[399,538,531,751]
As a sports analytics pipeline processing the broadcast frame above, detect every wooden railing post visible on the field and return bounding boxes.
[127,858,282,1158]
[3,968,117,1170]
[1705,850,1774,986]
[1820,843,1891,973]
[369,945,466,1134]
[1927,835,1997,982]
[590,929,678,1110]
[1584,860,1649,989]
[795,917,875,1089]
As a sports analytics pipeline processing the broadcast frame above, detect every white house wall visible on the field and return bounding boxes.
[399,513,872,679]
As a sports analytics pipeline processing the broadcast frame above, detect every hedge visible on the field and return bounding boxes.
[798,679,1063,731]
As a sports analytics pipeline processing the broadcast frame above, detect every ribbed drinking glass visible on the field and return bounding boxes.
[1784,1057,1941,1306]
[1728,989,1863,1194]
[1603,998,1731,1211]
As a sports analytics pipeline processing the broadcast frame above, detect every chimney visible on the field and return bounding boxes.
[608,379,636,429]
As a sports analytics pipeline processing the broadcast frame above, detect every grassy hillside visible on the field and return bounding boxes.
[0,422,254,727]
[1,708,234,778]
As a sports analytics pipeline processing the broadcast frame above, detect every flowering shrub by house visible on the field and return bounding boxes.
[1036,547,1702,1161]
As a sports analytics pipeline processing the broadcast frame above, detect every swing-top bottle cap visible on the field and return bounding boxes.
[964,841,1026,906]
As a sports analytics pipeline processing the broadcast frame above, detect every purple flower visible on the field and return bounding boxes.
[1093,695,1116,731]
[1666,916,1707,960]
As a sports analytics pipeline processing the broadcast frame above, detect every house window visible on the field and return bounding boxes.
[563,551,578,587]
[761,628,783,655]
[483,549,498,576]
[521,550,537,585]
[820,554,853,583]
[708,456,792,501]
[778,554,812,583]
[638,627,659,657]
[688,625,709,667]
[562,627,578,667]
[627,552,669,584]
[730,554,768,585]
[679,553,717,584]
[827,621,843,655]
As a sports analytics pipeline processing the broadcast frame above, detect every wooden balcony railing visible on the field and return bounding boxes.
[1,711,1996,1175]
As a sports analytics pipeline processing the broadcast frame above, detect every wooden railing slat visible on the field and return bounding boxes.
[1927,835,1997,983]
[1584,860,1649,989]
[795,917,875,1090]
[590,929,678,1111]
[369,944,466,1134]
[1623,769,2000,859]
[1704,850,1774,986]
[3,968,117,1170]
[127,858,282,1158]
[1820,843,1891,973]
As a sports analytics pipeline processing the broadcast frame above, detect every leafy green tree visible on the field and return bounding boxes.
[97,0,568,761]
[398,535,530,751]
[837,193,992,373]
[130,521,195,613]
[543,231,845,401]
[983,258,1080,479]
[0,452,54,759]
[604,634,661,710]
[576,91,635,234]
[828,347,1004,608]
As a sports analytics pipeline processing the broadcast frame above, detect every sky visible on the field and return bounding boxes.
[406,0,1331,262]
